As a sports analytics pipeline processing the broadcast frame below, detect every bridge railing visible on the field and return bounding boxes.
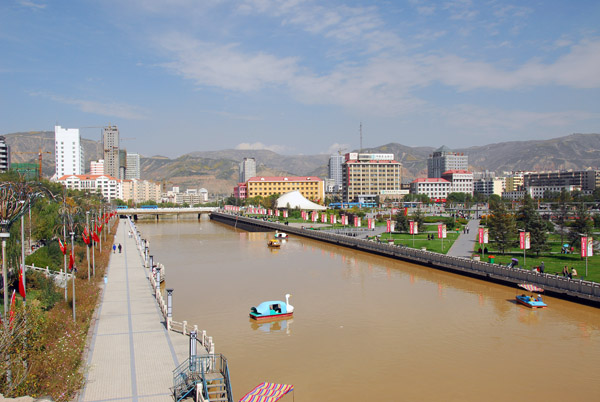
[25,264,73,288]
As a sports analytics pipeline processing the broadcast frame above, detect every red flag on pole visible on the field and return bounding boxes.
[68,249,75,271]
[18,265,26,298]
[59,238,66,255]
[92,231,100,243]
[82,227,90,245]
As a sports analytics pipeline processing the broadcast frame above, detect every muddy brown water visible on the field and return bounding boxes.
[137,218,600,401]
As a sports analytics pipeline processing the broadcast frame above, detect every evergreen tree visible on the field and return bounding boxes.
[488,199,517,254]
[568,202,594,251]
[395,211,409,232]
[517,194,549,256]
[555,189,571,245]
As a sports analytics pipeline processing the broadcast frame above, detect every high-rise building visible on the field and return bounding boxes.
[427,146,468,178]
[102,125,119,178]
[126,153,141,180]
[54,125,84,178]
[342,153,402,203]
[0,136,10,173]
[328,154,345,192]
[239,157,256,183]
[118,149,127,180]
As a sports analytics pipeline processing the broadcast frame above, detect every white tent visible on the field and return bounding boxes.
[276,190,326,210]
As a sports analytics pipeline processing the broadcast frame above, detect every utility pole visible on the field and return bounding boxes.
[86,211,90,281]
[70,231,76,322]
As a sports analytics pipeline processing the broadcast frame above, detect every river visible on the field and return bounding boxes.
[137,217,600,401]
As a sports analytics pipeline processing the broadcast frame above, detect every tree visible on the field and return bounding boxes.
[488,199,517,254]
[517,194,549,256]
[395,211,409,232]
[412,208,425,228]
[568,202,594,251]
[555,189,572,245]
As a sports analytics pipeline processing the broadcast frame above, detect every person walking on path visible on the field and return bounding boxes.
[118,243,122,253]
[113,244,116,253]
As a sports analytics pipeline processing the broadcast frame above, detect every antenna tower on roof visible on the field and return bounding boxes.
[359,122,363,153]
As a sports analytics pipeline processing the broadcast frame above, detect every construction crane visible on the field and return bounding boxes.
[13,147,52,180]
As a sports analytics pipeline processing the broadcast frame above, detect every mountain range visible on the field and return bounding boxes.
[4,131,600,194]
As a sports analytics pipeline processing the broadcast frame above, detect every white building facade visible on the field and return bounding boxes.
[55,125,85,178]
[410,178,451,199]
[441,170,474,195]
[328,154,345,192]
[239,158,256,183]
[126,153,141,180]
[57,174,121,202]
[90,159,104,175]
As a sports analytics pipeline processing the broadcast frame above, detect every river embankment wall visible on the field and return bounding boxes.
[210,212,600,307]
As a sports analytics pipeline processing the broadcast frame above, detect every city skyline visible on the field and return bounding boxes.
[1,0,599,157]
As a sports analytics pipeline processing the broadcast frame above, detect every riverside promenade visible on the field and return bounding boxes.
[79,220,190,402]
[447,219,480,258]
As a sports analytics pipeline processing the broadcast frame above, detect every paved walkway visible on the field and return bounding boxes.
[447,219,480,259]
[79,220,190,402]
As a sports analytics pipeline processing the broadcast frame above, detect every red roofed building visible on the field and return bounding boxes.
[246,176,324,202]
[441,170,474,195]
[410,178,451,199]
[57,174,121,201]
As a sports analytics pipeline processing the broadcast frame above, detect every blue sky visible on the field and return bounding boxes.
[1,0,599,157]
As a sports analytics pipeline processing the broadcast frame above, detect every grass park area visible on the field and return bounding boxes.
[379,231,460,254]
[474,233,600,283]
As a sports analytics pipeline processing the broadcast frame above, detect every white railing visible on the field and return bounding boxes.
[25,263,74,288]
[127,217,215,354]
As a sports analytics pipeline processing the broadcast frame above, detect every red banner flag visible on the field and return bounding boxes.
[18,265,26,298]
[58,238,66,255]
[82,227,90,245]
[68,249,75,271]
[97,223,103,234]
[92,231,100,243]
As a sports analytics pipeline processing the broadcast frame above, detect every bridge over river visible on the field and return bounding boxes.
[117,207,217,221]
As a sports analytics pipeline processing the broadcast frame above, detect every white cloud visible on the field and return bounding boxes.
[157,33,298,92]
[30,92,148,120]
[235,142,288,153]
[17,0,46,10]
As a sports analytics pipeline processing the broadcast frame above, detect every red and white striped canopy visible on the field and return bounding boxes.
[240,382,294,402]
[518,283,544,292]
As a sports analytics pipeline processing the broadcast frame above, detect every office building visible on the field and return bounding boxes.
[126,153,141,180]
[239,158,256,183]
[328,154,345,192]
[342,153,402,203]
[54,125,84,178]
[473,177,504,197]
[410,178,451,200]
[121,179,161,204]
[0,136,10,173]
[102,125,119,178]
[246,176,324,202]
[427,146,468,178]
[524,170,600,192]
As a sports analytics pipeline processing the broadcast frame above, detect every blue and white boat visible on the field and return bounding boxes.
[516,284,547,308]
[250,294,294,321]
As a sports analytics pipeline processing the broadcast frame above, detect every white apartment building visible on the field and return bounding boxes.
[126,153,141,180]
[239,158,256,183]
[473,177,505,197]
[102,125,119,178]
[90,159,104,175]
[121,179,161,204]
[410,178,451,199]
[57,174,121,202]
[441,170,474,195]
[427,146,468,178]
[54,125,85,178]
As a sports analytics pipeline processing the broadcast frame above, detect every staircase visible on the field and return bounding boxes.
[173,354,233,402]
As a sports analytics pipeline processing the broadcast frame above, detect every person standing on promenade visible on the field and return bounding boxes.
[118,243,122,253]
[540,261,545,273]
[113,244,116,253]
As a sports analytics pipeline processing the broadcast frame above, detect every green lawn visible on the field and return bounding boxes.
[379,232,459,254]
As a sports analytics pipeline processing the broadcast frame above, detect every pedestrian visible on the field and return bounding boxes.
[562,265,569,277]
[540,261,545,274]
[571,267,578,278]
[118,243,122,253]
[112,244,116,253]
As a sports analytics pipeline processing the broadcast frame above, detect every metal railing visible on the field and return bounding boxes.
[25,263,74,288]
[172,354,233,402]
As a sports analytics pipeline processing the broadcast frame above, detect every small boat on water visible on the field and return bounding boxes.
[516,283,547,308]
[250,294,294,321]
[267,238,281,248]
[274,231,288,239]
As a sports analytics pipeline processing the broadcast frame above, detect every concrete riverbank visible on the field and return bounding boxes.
[210,211,600,306]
